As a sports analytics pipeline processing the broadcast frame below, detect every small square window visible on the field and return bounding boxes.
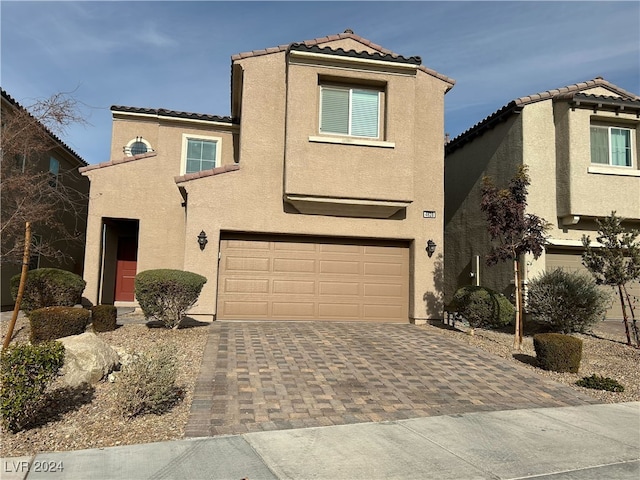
[181,135,220,174]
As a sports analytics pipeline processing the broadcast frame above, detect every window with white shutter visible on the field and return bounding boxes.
[320,86,380,139]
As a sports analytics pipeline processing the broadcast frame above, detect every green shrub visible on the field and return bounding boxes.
[135,269,207,329]
[576,374,625,392]
[527,268,610,334]
[0,341,65,432]
[10,268,86,315]
[91,305,118,332]
[452,286,515,331]
[29,306,90,343]
[113,345,181,418]
[533,333,582,373]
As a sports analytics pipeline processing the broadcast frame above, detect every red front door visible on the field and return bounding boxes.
[114,237,137,302]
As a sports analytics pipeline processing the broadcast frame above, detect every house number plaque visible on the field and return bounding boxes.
[423,211,436,218]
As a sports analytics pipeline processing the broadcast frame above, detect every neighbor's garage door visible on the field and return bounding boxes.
[546,250,640,320]
[217,235,409,322]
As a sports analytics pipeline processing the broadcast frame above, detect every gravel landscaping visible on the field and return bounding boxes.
[1,312,638,458]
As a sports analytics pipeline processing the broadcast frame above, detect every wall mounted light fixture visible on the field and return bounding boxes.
[197,231,208,251]
[426,239,437,258]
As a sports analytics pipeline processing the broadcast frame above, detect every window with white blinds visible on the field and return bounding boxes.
[590,125,633,167]
[320,86,380,139]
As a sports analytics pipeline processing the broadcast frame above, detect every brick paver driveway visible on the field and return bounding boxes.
[185,322,597,437]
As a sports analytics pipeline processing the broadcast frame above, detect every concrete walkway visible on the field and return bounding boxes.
[2,402,638,479]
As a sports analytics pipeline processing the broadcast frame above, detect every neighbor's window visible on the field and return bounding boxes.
[48,157,59,187]
[182,135,220,174]
[320,86,380,139]
[590,126,633,167]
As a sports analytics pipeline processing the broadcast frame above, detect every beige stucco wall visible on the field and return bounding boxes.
[82,116,237,306]
[177,46,449,321]
[82,37,451,321]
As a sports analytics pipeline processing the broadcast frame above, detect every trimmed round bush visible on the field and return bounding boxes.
[10,268,86,315]
[91,305,118,332]
[533,333,582,373]
[452,286,515,331]
[29,306,90,343]
[527,268,610,334]
[135,269,207,329]
[0,341,65,432]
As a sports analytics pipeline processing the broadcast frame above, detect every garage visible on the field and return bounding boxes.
[216,234,410,322]
[545,250,640,320]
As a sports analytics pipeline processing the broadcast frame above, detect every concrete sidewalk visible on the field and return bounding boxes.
[2,402,638,480]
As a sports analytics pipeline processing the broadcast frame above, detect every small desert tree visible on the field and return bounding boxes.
[480,165,548,350]
[582,212,640,347]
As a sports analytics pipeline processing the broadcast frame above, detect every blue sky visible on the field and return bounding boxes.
[2,1,638,164]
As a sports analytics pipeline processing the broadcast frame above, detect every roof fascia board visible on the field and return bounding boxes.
[112,110,239,129]
[289,50,419,72]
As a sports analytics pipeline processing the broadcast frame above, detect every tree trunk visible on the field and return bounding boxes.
[622,284,639,348]
[2,222,31,351]
[513,257,523,351]
[617,285,632,346]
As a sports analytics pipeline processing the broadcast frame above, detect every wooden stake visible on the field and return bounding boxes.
[2,222,31,351]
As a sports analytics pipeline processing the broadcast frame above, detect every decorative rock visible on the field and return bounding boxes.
[58,332,120,387]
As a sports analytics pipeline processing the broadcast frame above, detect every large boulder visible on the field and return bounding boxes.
[58,332,120,387]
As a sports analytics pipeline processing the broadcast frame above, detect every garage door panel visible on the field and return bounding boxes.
[273,280,316,295]
[364,262,403,277]
[364,283,404,298]
[364,304,404,320]
[273,257,316,273]
[222,301,270,317]
[272,302,316,317]
[318,303,361,318]
[319,281,360,296]
[224,278,270,294]
[225,256,270,272]
[218,236,409,322]
[320,260,360,275]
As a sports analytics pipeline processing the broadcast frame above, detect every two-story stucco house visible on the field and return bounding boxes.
[80,31,455,323]
[1,89,89,309]
[444,77,640,319]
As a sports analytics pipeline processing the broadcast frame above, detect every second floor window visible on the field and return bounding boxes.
[183,135,219,174]
[49,157,59,187]
[320,86,380,139]
[590,125,633,167]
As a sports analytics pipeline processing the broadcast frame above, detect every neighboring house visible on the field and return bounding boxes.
[1,89,89,308]
[80,31,455,323]
[444,77,640,319]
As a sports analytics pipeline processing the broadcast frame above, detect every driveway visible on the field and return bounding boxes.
[185,322,597,437]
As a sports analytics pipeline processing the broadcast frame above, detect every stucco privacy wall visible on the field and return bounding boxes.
[443,115,524,302]
[178,43,450,321]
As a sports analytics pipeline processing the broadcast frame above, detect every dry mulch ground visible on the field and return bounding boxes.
[1,314,638,458]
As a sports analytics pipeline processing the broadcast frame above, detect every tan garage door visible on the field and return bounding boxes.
[545,250,640,320]
[217,235,409,322]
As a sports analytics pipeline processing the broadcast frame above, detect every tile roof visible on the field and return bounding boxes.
[1,88,88,166]
[174,164,240,184]
[79,151,157,173]
[446,77,640,154]
[110,105,236,124]
[288,42,422,65]
[232,31,455,89]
